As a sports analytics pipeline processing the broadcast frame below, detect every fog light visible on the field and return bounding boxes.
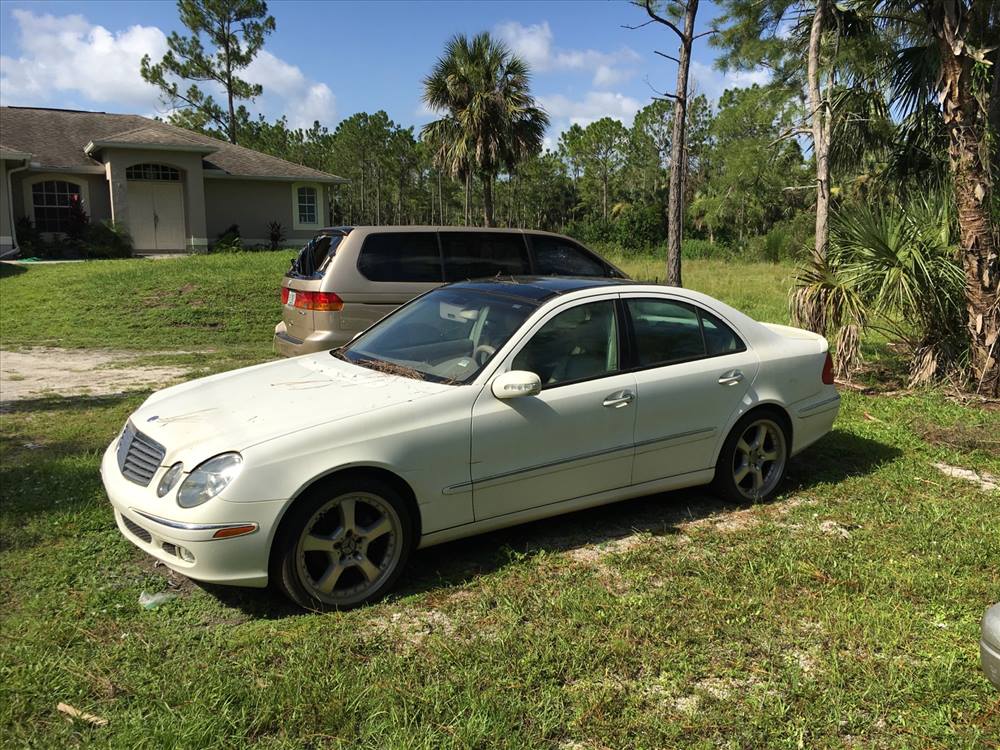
[177,546,195,563]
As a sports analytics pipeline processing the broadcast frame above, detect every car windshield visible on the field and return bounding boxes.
[338,288,537,384]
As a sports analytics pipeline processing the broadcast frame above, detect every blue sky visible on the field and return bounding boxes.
[0,0,766,145]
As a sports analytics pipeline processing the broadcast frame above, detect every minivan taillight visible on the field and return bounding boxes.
[822,352,835,385]
[280,287,289,304]
[294,291,344,312]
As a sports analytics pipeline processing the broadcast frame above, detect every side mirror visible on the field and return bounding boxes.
[491,370,542,399]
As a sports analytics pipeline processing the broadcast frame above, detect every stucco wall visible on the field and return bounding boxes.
[204,178,327,246]
[1,160,13,252]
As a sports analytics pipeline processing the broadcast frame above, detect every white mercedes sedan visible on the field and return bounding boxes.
[102,277,839,610]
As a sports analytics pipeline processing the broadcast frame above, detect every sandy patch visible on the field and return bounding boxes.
[933,462,999,492]
[364,607,459,648]
[0,347,192,404]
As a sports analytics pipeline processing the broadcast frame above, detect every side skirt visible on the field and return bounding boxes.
[416,468,715,550]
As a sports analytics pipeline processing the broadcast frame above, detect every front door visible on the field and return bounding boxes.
[622,294,760,484]
[127,180,185,251]
[470,297,637,521]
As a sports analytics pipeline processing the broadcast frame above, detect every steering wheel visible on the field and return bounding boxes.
[473,344,496,366]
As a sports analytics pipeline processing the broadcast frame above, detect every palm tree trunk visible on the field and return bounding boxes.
[665,0,698,288]
[937,36,999,396]
[808,0,831,269]
[482,174,495,227]
[464,172,471,225]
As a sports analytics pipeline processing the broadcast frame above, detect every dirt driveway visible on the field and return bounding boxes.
[0,348,192,405]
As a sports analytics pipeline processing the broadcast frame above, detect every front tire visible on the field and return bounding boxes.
[273,477,414,611]
[712,410,789,503]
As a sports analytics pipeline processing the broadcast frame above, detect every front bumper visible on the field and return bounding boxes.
[273,321,351,357]
[101,441,286,587]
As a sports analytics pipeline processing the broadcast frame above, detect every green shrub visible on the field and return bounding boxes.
[609,204,665,251]
[82,221,132,259]
[682,238,733,260]
[212,224,243,253]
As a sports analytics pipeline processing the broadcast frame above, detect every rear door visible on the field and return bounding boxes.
[622,294,759,484]
[282,235,338,342]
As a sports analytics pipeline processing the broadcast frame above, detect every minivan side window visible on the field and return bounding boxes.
[357,232,443,282]
[441,232,530,281]
[531,236,609,277]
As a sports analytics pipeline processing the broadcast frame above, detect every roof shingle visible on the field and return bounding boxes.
[0,106,346,183]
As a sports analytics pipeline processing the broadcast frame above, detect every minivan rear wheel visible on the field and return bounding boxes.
[274,477,414,610]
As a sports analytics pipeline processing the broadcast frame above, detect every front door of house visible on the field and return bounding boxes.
[125,164,185,252]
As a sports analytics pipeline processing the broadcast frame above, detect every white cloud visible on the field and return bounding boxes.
[0,9,336,128]
[0,9,167,110]
[494,20,640,88]
[689,60,771,102]
[244,50,336,128]
[540,90,644,129]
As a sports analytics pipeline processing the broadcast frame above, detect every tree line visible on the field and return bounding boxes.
[144,0,997,395]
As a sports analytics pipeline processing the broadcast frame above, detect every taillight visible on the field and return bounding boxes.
[293,291,344,312]
[280,287,289,304]
[822,352,835,385]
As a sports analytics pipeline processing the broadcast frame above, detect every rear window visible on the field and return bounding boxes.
[357,232,443,282]
[441,232,530,281]
[531,236,609,276]
[291,234,342,278]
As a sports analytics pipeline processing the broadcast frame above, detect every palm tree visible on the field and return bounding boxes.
[870,0,998,396]
[421,33,549,227]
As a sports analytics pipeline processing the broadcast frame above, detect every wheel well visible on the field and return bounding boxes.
[268,466,422,573]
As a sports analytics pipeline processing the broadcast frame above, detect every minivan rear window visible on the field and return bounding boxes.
[291,234,342,278]
[358,232,443,282]
[441,232,530,281]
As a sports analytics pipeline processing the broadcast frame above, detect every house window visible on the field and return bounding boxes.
[31,180,83,233]
[125,164,180,181]
[297,186,318,225]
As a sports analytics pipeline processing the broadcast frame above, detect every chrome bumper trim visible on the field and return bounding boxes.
[130,508,258,533]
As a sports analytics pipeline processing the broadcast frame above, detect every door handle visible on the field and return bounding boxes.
[718,370,744,386]
[602,390,635,408]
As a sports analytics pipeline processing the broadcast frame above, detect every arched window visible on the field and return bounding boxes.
[31,180,83,233]
[125,163,180,181]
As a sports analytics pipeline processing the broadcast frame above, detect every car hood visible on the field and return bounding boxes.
[129,353,450,467]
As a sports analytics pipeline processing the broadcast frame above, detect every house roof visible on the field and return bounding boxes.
[0,106,346,183]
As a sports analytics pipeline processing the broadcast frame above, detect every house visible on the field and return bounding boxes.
[0,106,347,255]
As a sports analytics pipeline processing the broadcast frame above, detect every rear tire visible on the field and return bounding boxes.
[273,476,414,611]
[711,409,789,504]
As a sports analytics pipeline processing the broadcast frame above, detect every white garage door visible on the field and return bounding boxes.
[127,178,186,252]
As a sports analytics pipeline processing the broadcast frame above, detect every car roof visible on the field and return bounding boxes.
[446,276,637,302]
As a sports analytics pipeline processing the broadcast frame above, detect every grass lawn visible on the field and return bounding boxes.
[1,252,998,748]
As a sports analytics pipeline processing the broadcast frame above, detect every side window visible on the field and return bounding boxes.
[701,309,745,355]
[441,232,530,281]
[531,236,609,277]
[357,232,442,282]
[626,298,706,366]
[512,301,618,386]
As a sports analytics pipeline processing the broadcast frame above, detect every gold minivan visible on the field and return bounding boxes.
[274,226,627,356]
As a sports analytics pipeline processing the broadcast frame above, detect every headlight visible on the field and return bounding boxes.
[176,453,243,508]
[157,462,184,497]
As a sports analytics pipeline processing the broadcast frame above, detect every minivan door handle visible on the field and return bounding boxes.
[602,390,635,408]
[718,370,744,386]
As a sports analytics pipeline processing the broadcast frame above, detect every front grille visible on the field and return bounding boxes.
[121,514,152,544]
[117,422,166,486]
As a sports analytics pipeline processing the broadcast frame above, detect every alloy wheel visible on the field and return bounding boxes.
[731,418,787,500]
[295,491,403,606]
